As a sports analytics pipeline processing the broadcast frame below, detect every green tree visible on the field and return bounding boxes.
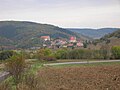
[55,49,68,59]
[111,46,120,59]
[37,48,56,61]
[100,45,110,59]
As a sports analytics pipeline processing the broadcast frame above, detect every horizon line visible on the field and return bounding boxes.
[0,20,120,29]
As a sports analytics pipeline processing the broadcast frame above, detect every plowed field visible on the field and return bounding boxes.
[38,65,120,90]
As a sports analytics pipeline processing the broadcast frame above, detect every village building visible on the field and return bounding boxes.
[40,36,50,41]
[40,35,84,49]
[77,42,84,47]
[69,36,76,43]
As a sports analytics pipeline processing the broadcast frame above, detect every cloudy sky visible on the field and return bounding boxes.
[0,0,120,28]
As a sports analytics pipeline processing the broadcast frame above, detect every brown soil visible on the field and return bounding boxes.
[38,65,120,90]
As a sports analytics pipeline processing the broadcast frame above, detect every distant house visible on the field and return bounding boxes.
[67,43,74,48]
[77,42,83,47]
[69,36,76,43]
[40,36,50,41]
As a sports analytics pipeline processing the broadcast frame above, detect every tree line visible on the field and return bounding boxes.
[0,46,120,61]
[36,46,120,60]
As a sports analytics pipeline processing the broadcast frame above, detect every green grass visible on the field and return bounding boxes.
[28,59,120,69]
[51,61,120,68]
[28,60,44,74]
[1,60,44,90]
[46,59,97,63]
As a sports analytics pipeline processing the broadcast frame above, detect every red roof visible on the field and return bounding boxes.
[68,44,73,46]
[77,42,83,47]
[70,37,76,40]
[40,36,50,39]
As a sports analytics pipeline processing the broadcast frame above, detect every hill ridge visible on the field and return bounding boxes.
[67,28,120,39]
[0,21,89,49]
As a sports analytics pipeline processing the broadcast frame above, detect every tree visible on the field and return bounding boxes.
[83,43,87,48]
[100,45,110,59]
[111,46,120,59]
[55,49,68,59]
[37,48,56,61]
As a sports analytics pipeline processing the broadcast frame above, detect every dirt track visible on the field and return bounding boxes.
[44,60,120,66]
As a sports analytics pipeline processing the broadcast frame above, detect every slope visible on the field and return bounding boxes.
[0,21,89,49]
[67,28,119,39]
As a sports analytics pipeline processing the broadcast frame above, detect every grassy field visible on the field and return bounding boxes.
[50,61,120,68]
[46,59,97,64]
[26,59,120,70]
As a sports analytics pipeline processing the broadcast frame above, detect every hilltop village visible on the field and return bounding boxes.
[0,35,86,50]
[31,36,84,49]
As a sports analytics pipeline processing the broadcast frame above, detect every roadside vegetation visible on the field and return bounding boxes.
[0,46,120,90]
[0,53,44,90]
[0,61,120,90]
[0,51,15,61]
[36,46,120,60]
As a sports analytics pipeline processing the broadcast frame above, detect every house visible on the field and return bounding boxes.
[67,43,74,48]
[69,36,76,43]
[40,36,50,41]
[77,42,83,47]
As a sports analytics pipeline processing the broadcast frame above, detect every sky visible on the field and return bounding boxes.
[0,0,120,28]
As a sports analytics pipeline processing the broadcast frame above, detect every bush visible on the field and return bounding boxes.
[43,56,56,61]
[37,48,113,60]
[55,48,112,60]
[5,54,26,84]
[0,81,12,90]
[92,50,102,59]
[54,49,68,59]
[111,46,120,59]
[0,50,15,60]
[99,45,111,59]
[37,48,56,61]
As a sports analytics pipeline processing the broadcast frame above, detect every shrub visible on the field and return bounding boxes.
[16,73,46,90]
[55,49,112,60]
[55,49,68,59]
[43,56,56,61]
[37,48,56,61]
[92,50,102,59]
[99,45,111,59]
[111,46,120,59]
[0,50,15,60]
[37,49,52,60]
[0,81,12,90]
[5,54,26,84]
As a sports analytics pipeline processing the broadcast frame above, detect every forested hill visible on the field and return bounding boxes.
[100,29,120,40]
[0,21,89,48]
[67,28,119,39]
[94,29,120,47]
